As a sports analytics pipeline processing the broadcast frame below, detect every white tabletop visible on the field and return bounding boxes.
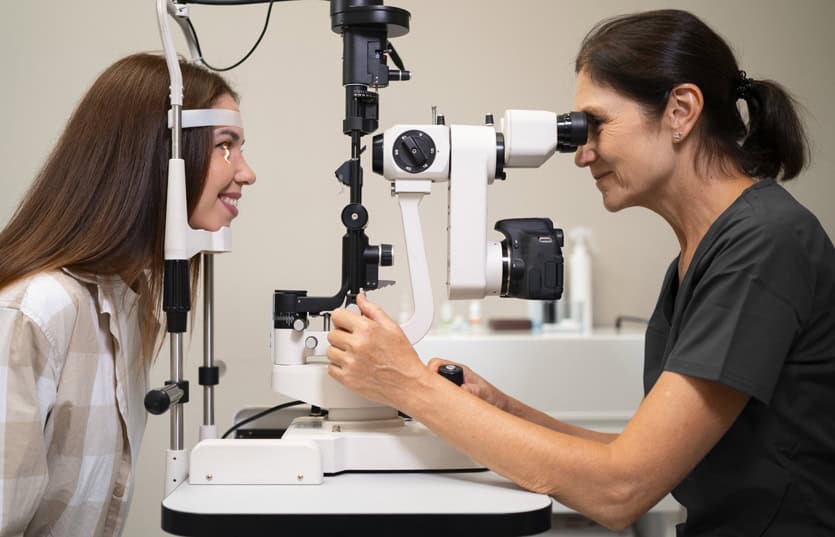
[162,470,552,536]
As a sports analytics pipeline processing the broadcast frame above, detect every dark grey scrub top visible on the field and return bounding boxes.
[644,179,835,536]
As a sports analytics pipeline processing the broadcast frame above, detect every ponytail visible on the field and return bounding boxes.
[740,79,808,181]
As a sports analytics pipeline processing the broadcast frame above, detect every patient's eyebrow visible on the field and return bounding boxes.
[214,128,241,143]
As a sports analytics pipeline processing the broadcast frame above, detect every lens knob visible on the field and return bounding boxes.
[392,129,436,173]
[380,244,394,266]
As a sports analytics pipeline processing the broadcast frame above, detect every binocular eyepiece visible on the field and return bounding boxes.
[556,112,588,153]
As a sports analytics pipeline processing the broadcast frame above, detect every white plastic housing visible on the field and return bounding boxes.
[282,417,482,474]
[272,362,395,415]
[164,449,188,497]
[164,160,232,260]
[501,110,558,168]
[190,439,322,485]
[447,124,499,299]
[396,186,435,343]
[273,328,330,366]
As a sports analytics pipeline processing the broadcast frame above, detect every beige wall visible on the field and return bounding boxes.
[2,1,833,535]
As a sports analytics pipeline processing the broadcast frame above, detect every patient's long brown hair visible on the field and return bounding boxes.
[0,53,238,364]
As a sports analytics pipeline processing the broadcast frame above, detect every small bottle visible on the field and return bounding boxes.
[569,227,593,336]
[438,301,454,334]
[451,314,468,334]
[527,300,543,333]
[468,300,484,334]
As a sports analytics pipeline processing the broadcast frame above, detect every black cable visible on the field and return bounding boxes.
[184,0,277,4]
[221,400,305,439]
[186,0,277,72]
[387,42,405,71]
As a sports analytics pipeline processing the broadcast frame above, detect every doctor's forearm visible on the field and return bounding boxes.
[503,396,618,444]
[399,374,644,530]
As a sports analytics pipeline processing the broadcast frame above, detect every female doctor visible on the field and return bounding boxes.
[0,53,255,536]
[325,9,835,535]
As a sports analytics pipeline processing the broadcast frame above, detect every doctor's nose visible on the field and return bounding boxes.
[574,144,596,168]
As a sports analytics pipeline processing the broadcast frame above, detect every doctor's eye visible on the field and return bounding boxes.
[587,115,603,133]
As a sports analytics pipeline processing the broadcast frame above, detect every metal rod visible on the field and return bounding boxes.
[350,131,362,204]
[172,104,182,159]
[203,253,215,426]
[170,333,184,451]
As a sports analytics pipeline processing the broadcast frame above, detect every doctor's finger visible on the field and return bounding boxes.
[326,345,350,367]
[330,307,365,332]
[356,294,394,325]
[327,328,353,350]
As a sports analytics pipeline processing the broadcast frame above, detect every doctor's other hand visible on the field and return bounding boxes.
[427,358,511,412]
[327,294,431,409]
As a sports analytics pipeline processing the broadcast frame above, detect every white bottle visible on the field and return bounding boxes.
[569,227,593,336]
[468,300,484,333]
[527,300,543,333]
[438,301,454,334]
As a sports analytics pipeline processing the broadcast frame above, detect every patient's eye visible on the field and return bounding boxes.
[217,142,231,162]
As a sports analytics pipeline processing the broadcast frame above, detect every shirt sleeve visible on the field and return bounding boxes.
[0,307,55,537]
[664,217,814,404]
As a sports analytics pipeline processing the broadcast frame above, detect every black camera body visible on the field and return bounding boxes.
[495,218,564,300]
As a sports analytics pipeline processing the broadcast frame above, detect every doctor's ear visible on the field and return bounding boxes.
[665,83,703,143]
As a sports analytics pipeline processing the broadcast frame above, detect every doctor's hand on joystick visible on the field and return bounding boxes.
[427,358,513,412]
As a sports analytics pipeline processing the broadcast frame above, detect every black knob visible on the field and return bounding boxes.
[389,69,411,81]
[401,135,427,166]
[144,390,171,415]
[372,134,384,175]
[380,244,394,266]
[436,114,445,125]
[438,364,464,386]
[485,113,495,126]
[392,129,436,173]
[144,382,186,415]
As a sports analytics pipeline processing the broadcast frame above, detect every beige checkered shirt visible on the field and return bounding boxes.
[0,270,148,537]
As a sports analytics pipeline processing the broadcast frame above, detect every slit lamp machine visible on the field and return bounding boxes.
[144,0,588,495]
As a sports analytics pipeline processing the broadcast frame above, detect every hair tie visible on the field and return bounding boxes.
[735,70,755,100]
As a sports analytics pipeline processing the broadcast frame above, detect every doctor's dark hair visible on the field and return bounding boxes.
[575,9,808,181]
[0,53,238,363]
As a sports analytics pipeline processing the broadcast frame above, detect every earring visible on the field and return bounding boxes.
[673,132,683,143]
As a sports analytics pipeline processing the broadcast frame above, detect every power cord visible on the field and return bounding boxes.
[186,0,283,72]
[221,400,305,438]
